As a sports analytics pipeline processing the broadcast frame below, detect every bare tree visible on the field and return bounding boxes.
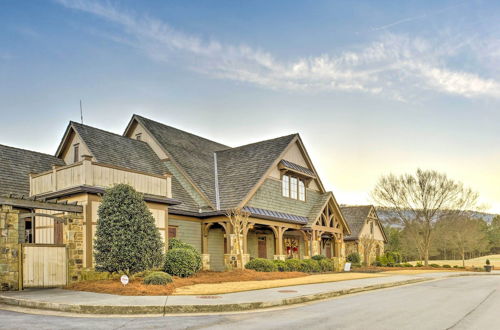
[372,169,478,266]
[446,216,488,267]
[359,234,378,266]
[225,208,250,269]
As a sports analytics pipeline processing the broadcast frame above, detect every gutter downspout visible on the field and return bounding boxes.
[213,152,221,211]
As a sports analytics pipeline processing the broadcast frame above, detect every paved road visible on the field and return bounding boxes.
[0,275,498,330]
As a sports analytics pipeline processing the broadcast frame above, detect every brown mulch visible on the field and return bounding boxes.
[65,270,307,296]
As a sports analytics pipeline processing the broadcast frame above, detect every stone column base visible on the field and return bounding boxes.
[224,254,250,270]
[332,257,346,272]
[273,255,286,261]
[201,254,210,271]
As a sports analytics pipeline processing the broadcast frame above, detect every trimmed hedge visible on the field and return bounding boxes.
[319,259,334,272]
[273,260,288,272]
[430,263,440,268]
[347,252,361,264]
[312,255,326,261]
[245,258,278,272]
[143,272,173,285]
[164,248,202,277]
[285,258,303,272]
[300,259,321,273]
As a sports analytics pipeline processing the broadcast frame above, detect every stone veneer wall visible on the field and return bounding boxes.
[0,206,21,291]
[65,215,84,283]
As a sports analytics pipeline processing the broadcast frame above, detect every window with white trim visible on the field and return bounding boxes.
[282,175,290,197]
[282,174,306,201]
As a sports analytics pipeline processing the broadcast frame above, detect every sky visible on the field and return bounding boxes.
[0,0,499,213]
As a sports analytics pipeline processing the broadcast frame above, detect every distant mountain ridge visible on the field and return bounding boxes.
[374,207,499,225]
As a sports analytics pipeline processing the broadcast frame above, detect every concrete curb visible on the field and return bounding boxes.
[0,278,429,315]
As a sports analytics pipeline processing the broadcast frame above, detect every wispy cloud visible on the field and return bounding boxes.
[55,0,500,100]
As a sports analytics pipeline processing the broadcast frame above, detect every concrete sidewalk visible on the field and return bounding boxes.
[0,271,493,315]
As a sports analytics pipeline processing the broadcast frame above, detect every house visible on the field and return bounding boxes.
[341,205,387,264]
[1,114,351,271]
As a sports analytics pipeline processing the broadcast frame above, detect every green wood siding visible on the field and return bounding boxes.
[246,179,322,217]
[169,218,202,252]
[208,228,225,271]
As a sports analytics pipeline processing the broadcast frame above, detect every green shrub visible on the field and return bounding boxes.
[312,255,326,261]
[164,248,202,277]
[403,263,413,267]
[352,262,362,268]
[430,263,440,268]
[143,272,173,285]
[394,263,403,267]
[385,251,401,264]
[347,252,361,264]
[375,255,389,267]
[94,184,164,274]
[416,262,423,267]
[442,264,451,268]
[486,259,491,265]
[453,265,459,268]
[300,259,321,273]
[285,259,303,272]
[272,260,288,272]
[319,259,334,272]
[245,258,278,272]
[168,238,196,251]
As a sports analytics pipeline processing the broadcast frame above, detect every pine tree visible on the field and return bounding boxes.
[94,184,164,274]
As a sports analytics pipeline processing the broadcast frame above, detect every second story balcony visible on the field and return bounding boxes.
[30,156,172,200]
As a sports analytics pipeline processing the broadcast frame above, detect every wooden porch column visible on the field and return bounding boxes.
[271,226,287,260]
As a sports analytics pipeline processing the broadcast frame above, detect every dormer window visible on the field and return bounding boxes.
[282,174,306,201]
[73,144,79,163]
[136,133,142,141]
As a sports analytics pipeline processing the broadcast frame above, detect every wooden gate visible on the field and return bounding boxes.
[22,244,67,288]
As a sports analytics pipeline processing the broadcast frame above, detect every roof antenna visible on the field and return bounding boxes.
[80,100,84,124]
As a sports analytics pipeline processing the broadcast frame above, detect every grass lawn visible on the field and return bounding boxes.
[174,272,386,295]
[408,254,500,268]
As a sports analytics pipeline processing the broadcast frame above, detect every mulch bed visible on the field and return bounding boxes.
[65,270,307,296]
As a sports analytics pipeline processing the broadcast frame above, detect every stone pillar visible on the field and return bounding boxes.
[311,231,321,257]
[201,254,210,270]
[64,214,84,283]
[0,206,21,291]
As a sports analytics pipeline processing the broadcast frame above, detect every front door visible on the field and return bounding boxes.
[258,237,267,258]
[326,241,332,258]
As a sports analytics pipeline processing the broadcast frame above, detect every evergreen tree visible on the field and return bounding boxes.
[94,184,164,274]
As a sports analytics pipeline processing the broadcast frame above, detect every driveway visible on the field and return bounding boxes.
[0,275,498,329]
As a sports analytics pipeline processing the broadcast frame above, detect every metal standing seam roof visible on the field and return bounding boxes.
[244,206,309,225]
[0,144,66,196]
[279,159,316,177]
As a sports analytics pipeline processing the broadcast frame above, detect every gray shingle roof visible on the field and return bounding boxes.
[0,144,65,196]
[216,134,298,209]
[71,122,169,176]
[340,205,373,240]
[135,115,229,207]
[280,159,316,177]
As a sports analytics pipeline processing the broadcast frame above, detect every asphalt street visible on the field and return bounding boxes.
[0,275,498,330]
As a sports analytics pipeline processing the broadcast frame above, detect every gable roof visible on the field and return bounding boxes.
[132,115,229,207]
[341,205,386,241]
[216,134,298,209]
[0,144,65,196]
[67,122,169,176]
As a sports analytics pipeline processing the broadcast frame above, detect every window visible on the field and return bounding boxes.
[73,144,79,163]
[298,180,305,201]
[168,226,177,238]
[282,175,290,197]
[282,174,305,201]
[136,133,142,141]
[290,177,298,199]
